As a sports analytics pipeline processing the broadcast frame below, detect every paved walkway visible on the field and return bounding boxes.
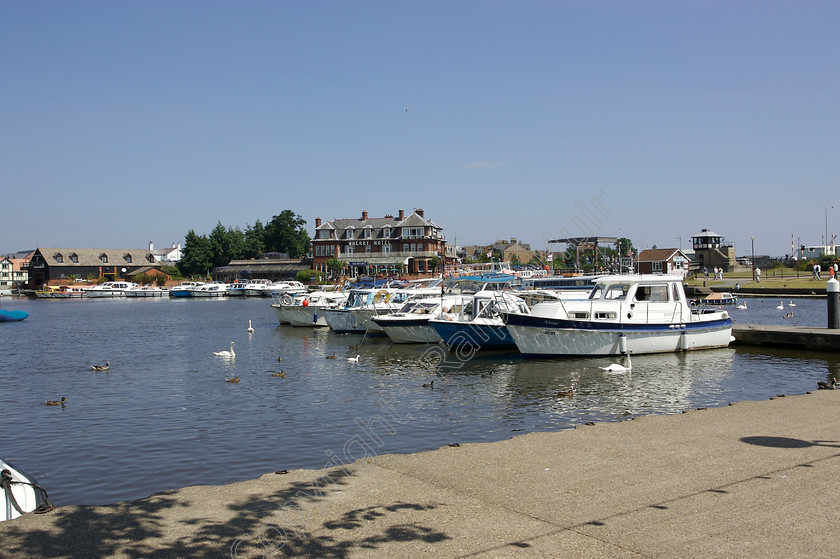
[1,390,839,558]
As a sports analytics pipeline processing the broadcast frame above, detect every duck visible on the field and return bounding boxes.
[556,388,576,398]
[599,353,632,372]
[90,361,110,371]
[776,301,785,310]
[214,342,235,358]
[347,354,360,363]
[271,371,287,378]
[45,397,67,406]
[422,380,435,388]
[736,301,748,310]
[225,376,240,383]
[783,312,794,319]
[247,319,254,333]
[277,355,283,362]
[817,378,837,390]
[326,353,336,359]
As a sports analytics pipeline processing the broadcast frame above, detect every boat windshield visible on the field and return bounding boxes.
[590,283,631,301]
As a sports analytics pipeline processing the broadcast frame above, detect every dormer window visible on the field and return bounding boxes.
[70,253,78,263]
[55,253,63,263]
[100,253,109,264]
[124,254,133,264]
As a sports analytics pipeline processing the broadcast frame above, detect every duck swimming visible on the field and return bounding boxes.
[45,397,67,406]
[226,376,240,383]
[817,378,836,390]
[90,362,110,371]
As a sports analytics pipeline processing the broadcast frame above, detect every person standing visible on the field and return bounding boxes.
[755,267,761,283]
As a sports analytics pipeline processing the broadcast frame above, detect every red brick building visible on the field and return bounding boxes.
[311,209,445,277]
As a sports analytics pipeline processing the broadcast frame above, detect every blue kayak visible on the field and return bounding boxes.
[0,309,28,322]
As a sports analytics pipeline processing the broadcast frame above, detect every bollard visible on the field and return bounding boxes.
[828,278,840,329]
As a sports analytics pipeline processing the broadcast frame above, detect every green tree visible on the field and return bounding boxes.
[208,222,247,269]
[325,257,347,278]
[178,229,213,277]
[264,211,310,257]
[243,220,266,259]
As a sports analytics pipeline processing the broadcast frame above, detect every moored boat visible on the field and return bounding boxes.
[503,274,733,357]
[189,282,229,298]
[272,291,348,327]
[83,281,140,298]
[1,458,53,521]
[0,309,28,322]
[124,285,169,297]
[169,281,204,298]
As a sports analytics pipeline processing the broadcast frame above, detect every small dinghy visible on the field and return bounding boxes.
[0,309,28,322]
[1,458,54,521]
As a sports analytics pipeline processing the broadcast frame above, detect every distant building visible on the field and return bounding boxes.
[26,247,162,288]
[311,209,446,277]
[212,256,312,283]
[690,229,736,272]
[636,248,690,277]
[0,253,31,291]
[148,241,183,263]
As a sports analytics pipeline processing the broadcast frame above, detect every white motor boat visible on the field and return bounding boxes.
[267,281,308,297]
[226,281,247,296]
[1,458,54,522]
[429,290,532,349]
[243,279,274,297]
[189,282,229,298]
[124,285,169,298]
[503,274,734,357]
[169,281,204,298]
[272,291,348,327]
[84,281,140,298]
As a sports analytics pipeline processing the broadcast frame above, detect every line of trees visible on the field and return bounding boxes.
[178,210,311,277]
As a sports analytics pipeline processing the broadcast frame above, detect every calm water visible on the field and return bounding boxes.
[1,295,837,507]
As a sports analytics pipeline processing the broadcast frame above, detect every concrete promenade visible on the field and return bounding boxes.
[1,390,839,558]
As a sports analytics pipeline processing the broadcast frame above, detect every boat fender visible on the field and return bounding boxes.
[281,294,293,305]
[618,333,628,354]
[302,298,309,307]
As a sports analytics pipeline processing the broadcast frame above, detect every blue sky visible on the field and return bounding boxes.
[2,1,838,258]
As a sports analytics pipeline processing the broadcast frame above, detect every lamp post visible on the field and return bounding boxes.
[751,237,755,279]
[827,205,836,252]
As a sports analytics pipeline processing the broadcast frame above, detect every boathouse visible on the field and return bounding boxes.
[635,248,690,277]
[26,247,162,289]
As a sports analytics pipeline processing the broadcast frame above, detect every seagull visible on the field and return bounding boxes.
[45,397,67,406]
[788,301,796,307]
[817,378,836,390]
[736,301,748,310]
[599,353,632,372]
[783,312,794,319]
[247,319,254,333]
[90,361,110,371]
[347,354,360,363]
[776,301,784,310]
[214,342,235,358]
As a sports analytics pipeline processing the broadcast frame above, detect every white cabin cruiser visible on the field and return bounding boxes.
[503,274,733,357]
[84,281,140,297]
[189,282,229,297]
[271,290,348,327]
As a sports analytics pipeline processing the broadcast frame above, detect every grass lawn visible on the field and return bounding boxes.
[685,269,831,291]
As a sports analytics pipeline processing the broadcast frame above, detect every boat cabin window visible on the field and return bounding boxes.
[595,311,617,319]
[634,285,669,302]
[671,283,682,303]
[593,283,630,300]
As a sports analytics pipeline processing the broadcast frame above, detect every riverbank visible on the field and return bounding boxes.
[2,389,838,558]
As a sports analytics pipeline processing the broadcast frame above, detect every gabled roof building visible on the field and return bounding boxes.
[311,209,445,277]
[26,247,162,288]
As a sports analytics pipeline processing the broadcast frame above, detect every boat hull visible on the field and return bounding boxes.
[373,316,443,343]
[0,309,28,322]
[429,319,516,349]
[1,458,52,521]
[284,306,330,327]
[504,313,733,357]
[322,309,366,333]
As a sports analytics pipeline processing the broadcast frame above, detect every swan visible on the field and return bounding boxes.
[214,342,235,358]
[776,301,784,310]
[90,361,110,371]
[247,319,254,333]
[347,354,360,363]
[736,301,748,310]
[599,353,632,372]
[788,301,796,307]
[45,397,67,406]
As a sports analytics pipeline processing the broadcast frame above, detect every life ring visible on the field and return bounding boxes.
[374,290,390,304]
[281,294,293,305]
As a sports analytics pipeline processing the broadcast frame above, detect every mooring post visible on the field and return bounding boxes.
[828,278,839,329]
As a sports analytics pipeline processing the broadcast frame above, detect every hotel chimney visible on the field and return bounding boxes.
[315,217,322,228]
[361,210,368,221]
[398,209,405,220]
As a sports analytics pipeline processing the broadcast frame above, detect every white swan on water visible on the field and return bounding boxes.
[214,341,235,358]
[247,319,254,333]
[776,301,784,310]
[600,353,632,372]
[736,301,748,310]
[347,354,360,363]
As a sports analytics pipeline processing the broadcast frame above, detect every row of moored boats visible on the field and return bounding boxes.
[270,274,735,358]
[34,279,308,299]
